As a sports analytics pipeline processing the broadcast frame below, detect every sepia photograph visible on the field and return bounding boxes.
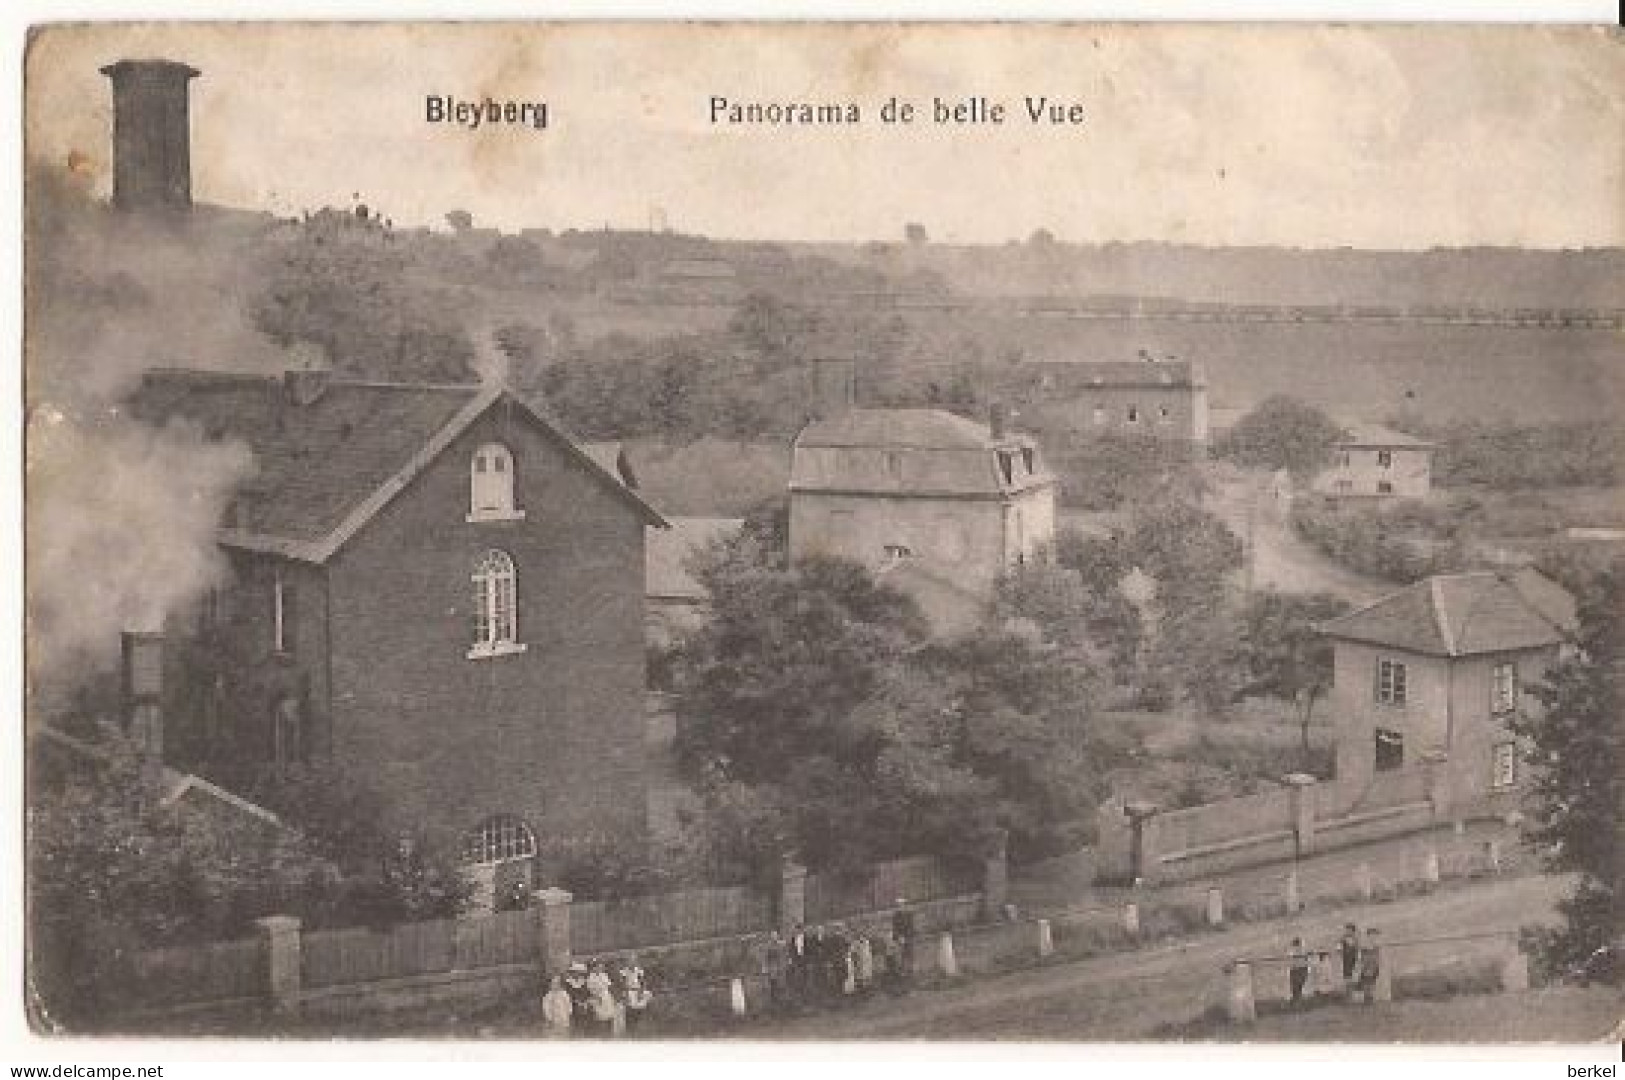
[17,18,1624,1050]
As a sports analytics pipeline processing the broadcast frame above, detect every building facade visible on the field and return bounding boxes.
[128,369,666,882]
[1006,358,1209,444]
[1314,423,1435,498]
[1318,571,1572,817]
[788,405,1055,630]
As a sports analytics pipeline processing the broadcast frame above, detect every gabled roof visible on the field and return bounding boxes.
[1019,358,1205,390]
[127,370,665,564]
[797,408,1031,451]
[1317,571,1570,657]
[1338,423,1435,450]
[647,517,743,601]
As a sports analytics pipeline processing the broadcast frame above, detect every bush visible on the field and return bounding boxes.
[1290,494,1469,583]
[1404,419,1623,489]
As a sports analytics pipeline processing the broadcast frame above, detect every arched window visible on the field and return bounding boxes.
[470,549,522,656]
[461,814,537,865]
[469,442,521,520]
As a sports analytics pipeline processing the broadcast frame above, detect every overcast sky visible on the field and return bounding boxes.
[24,22,1625,247]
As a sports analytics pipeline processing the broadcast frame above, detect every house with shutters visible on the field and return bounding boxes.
[125,368,666,895]
[1314,423,1435,498]
[788,403,1056,632]
[1317,569,1574,817]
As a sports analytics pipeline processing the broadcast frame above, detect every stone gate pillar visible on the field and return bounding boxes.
[778,860,808,933]
[535,887,574,975]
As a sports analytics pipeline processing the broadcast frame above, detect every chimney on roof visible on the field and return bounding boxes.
[812,357,857,418]
[989,401,1010,439]
[121,630,165,767]
[99,59,200,213]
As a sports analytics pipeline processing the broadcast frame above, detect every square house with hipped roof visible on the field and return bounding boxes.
[1315,423,1436,498]
[788,404,1055,632]
[1318,570,1574,817]
[126,368,666,894]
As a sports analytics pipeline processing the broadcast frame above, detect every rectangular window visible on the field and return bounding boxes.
[1492,661,1518,715]
[997,451,1014,485]
[272,572,296,655]
[1335,479,1353,493]
[883,451,904,480]
[1377,449,1394,468]
[1126,405,1140,424]
[1377,480,1394,494]
[1492,742,1517,789]
[1375,728,1405,772]
[1375,658,1407,705]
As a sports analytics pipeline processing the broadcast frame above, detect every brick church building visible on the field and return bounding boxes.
[127,369,666,879]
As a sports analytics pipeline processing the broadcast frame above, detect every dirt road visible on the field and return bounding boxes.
[745,874,1568,1040]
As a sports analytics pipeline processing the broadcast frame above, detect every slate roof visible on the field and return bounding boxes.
[1317,571,1570,657]
[1018,359,1206,390]
[646,517,743,601]
[792,408,1053,497]
[1338,423,1436,449]
[798,408,1028,451]
[126,370,665,563]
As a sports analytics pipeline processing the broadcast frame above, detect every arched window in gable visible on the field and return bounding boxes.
[469,442,522,521]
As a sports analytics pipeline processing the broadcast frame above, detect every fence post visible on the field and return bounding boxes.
[981,829,1009,922]
[778,860,808,933]
[1036,919,1054,958]
[535,887,574,976]
[1355,863,1374,902]
[729,976,748,1017]
[937,932,958,978]
[1206,886,1225,928]
[1372,956,1393,1003]
[1122,902,1141,938]
[1125,801,1160,886]
[1284,772,1318,858]
[1226,961,1256,1023]
[254,915,303,1015]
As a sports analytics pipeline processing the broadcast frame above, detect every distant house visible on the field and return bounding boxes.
[1008,357,1209,444]
[125,369,667,893]
[645,516,744,644]
[789,403,1055,631]
[1318,570,1574,817]
[1315,423,1435,498]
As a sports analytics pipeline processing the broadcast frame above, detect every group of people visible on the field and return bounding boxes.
[755,902,921,1013]
[540,956,654,1038]
[1284,923,1384,1007]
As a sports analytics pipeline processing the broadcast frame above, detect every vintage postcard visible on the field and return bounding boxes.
[19,20,1624,1050]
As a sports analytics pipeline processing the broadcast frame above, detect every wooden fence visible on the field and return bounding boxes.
[300,908,538,989]
[572,885,774,954]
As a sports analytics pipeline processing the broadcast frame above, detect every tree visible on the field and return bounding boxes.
[444,209,474,233]
[1213,395,1346,478]
[1513,569,1622,985]
[250,215,478,383]
[904,222,929,246]
[670,543,1107,872]
[27,730,331,1028]
[1239,591,1352,764]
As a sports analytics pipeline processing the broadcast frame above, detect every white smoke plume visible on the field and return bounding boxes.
[24,164,276,698]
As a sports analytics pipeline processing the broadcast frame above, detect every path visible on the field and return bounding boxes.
[744,873,1566,1040]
